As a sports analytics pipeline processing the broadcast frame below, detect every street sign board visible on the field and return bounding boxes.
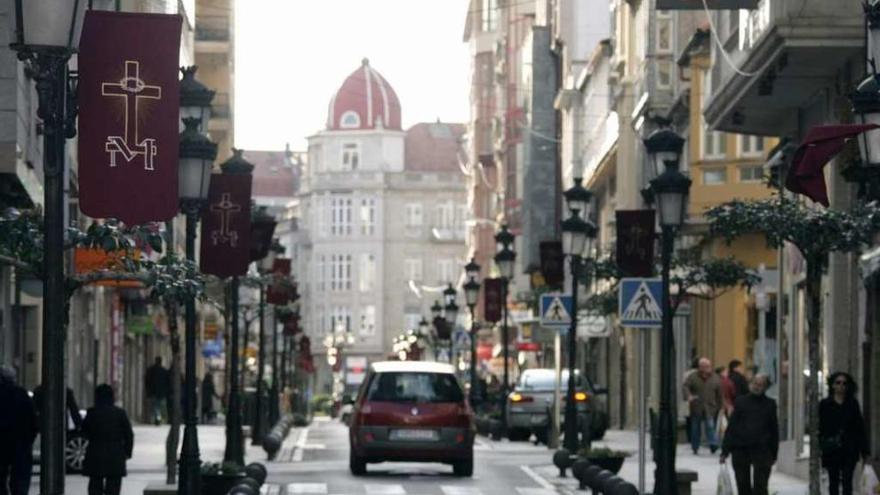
[540,293,573,328]
[618,278,663,328]
[453,329,471,350]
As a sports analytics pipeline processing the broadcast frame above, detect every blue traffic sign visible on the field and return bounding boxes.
[618,278,663,328]
[540,293,573,328]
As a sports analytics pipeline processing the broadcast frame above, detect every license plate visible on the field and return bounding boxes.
[390,429,438,441]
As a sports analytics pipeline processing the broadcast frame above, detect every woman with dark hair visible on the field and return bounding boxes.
[819,372,869,495]
[82,384,134,495]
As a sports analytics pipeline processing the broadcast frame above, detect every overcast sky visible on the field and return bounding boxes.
[234,0,471,152]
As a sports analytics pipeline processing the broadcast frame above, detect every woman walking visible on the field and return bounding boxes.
[82,384,134,495]
[201,371,220,424]
[819,372,869,495]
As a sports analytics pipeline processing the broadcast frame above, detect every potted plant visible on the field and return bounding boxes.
[200,461,245,495]
[578,447,630,474]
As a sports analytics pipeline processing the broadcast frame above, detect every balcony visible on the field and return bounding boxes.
[196,15,230,42]
[703,0,863,136]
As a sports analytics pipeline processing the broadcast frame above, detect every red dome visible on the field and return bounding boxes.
[327,58,401,131]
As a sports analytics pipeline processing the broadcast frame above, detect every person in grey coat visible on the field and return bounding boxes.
[82,384,134,495]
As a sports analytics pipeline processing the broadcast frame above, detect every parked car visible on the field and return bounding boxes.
[29,391,88,474]
[348,361,474,477]
[505,368,608,443]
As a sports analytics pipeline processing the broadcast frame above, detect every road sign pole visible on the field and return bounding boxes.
[638,327,648,494]
[550,330,561,449]
[563,258,580,452]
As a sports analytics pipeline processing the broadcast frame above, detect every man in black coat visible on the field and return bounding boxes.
[728,359,750,399]
[0,366,37,495]
[720,374,778,495]
[144,357,169,425]
[82,384,134,495]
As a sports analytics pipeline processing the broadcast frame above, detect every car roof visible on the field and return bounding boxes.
[370,360,456,374]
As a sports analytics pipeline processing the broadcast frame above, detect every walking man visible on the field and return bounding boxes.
[683,357,722,454]
[720,374,779,495]
[145,357,170,425]
[0,366,37,495]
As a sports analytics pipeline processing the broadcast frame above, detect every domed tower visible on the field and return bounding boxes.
[327,58,402,131]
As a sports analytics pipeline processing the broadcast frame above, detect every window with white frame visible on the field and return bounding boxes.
[435,202,455,230]
[405,258,423,282]
[330,196,352,236]
[330,306,351,332]
[316,255,326,292]
[702,168,727,185]
[739,165,764,182]
[330,254,352,291]
[656,12,673,53]
[481,0,497,32]
[340,111,360,129]
[359,254,376,292]
[342,142,360,170]
[437,258,454,284]
[360,198,376,236]
[359,305,376,336]
[656,60,673,89]
[702,123,727,160]
[739,135,765,158]
[405,203,423,236]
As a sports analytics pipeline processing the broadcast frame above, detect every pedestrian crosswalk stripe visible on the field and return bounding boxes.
[441,486,483,495]
[286,483,328,494]
[260,483,280,495]
[365,485,406,495]
[515,489,556,495]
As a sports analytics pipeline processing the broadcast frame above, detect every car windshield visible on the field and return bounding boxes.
[517,370,584,391]
[366,372,464,403]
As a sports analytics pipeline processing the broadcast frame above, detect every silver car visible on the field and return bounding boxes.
[505,369,608,443]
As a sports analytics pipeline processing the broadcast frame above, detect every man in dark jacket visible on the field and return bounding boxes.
[144,357,169,425]
[0,366,37,495]
[83,384,134,495]
[728,359,750,399]
[720,374,778,495]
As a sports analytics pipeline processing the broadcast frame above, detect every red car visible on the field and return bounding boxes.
[347,361,474,477]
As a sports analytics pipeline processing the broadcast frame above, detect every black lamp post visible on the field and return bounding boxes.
[494,225,516,434]
[178,66,217,495]
[560,178,596,452]
[250,207,277,446]
[430,299,447,360]
[267,239,286,425]
[10,5,84,494]
[845,72,880,199]
[444,284,459,363]
[463,258,481,405]
[645,128,690,495]
[220,150,255,466]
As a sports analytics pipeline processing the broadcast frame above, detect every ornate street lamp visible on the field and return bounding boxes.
[10,4,85,493]
[267,238,285,425]
[493,225,516,435]
[444,286,459,363]
[463,259,481,405]
[250,207,277,447]
[177,67,217,495]
[645,127,689,495]
[559,177,598,452]
[179,66,214,132]
[220,150,255,466]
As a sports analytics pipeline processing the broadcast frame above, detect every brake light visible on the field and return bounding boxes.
[574,391,589,402]
[510,392,534,403]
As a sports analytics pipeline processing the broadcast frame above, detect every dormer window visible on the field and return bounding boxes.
[340,111,361,129]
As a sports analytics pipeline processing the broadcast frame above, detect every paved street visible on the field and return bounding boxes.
[38,418,810,495]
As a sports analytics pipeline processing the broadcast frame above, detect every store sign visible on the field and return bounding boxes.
[78,11,182,224]
[74,248,143,288]
[656,0,758,8]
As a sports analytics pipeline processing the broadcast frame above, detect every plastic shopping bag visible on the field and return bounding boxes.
[863,463,879,495]
[717,410,728,440]
[717,463,734,495]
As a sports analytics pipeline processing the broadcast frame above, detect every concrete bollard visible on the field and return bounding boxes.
[592,470,614,493]
[552,449,577,477]
[244,463,267,485]
[226,484,258,495]
[571,458,591,490]
[614,482,640,495]
[579,465,602,492]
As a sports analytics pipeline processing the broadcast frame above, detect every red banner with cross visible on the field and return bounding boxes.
[77,11,182,224]
[199,174,252,278]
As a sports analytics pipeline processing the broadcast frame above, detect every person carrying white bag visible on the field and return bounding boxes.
[819,372,870,495]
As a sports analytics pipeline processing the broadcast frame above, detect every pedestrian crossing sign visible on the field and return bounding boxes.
[618,278,663,328]
[540,293,573,328]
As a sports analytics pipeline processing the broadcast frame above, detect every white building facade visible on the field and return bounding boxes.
[296,60,467,393]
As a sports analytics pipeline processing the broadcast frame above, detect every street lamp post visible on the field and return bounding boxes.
[430,300,447,360]
[10,5,84,494]
[267,239,286,425]
[494,225,516,434]
[560,178,596,452]
[463,259,481,405]
[220,151,256,466]
[250,208,277,446]
[645,128,690,495]
[177,66,217,495]
[443,283,459,362]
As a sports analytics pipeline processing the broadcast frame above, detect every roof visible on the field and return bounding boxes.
[370,361,456,374]
[244,149,299,198]
[327,58,402,131]
[403,121,466,172]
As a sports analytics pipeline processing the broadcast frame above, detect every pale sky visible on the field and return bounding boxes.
[234,0,472,152]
